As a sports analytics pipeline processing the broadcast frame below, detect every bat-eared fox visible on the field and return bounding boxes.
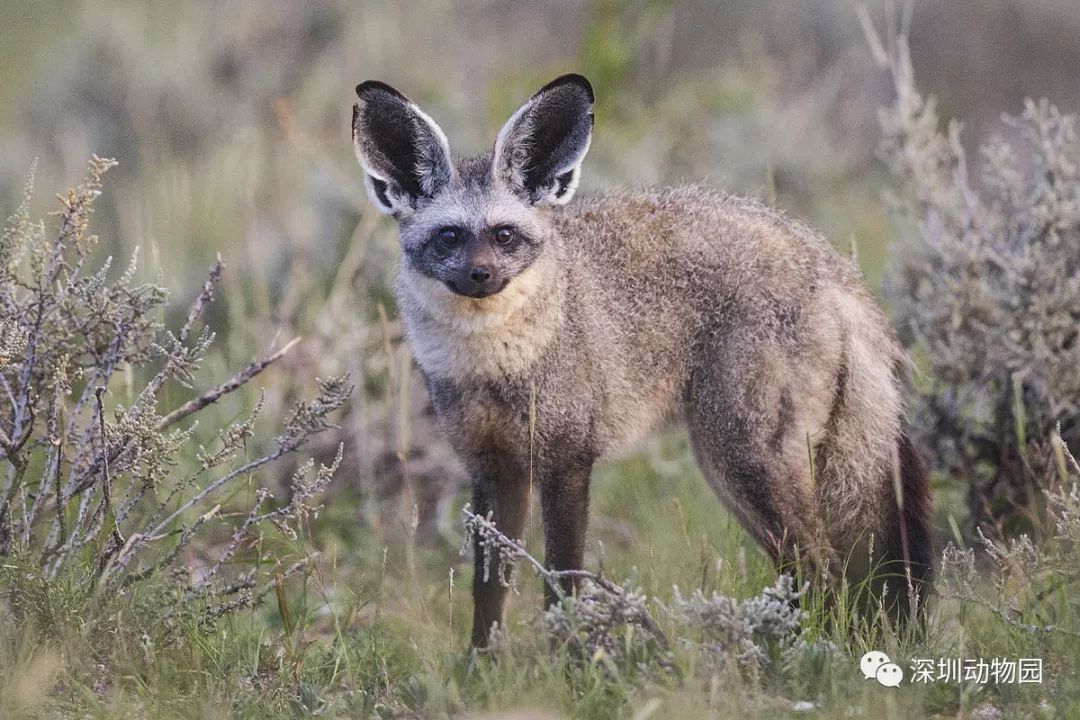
[351,74,931,647]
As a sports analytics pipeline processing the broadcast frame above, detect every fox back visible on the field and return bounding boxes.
[351,75,931,647]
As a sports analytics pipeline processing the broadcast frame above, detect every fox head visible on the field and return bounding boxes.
[351,75,594,300]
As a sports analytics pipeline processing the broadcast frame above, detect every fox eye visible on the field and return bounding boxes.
[494,227,515,245]
[437,228,462,247]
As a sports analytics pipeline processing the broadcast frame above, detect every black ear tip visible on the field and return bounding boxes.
[355,80,408,101]
[538,74,594,104]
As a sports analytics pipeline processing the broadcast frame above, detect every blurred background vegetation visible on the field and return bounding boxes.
[4,0,1079,527]
[2,1,1080,717]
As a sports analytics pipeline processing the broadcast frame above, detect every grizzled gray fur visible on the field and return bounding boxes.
[351,74,931,647]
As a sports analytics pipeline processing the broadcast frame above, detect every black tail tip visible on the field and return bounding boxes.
[886,433,933,623]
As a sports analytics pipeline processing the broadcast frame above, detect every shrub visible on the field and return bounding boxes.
[937,436,1080,639]
[464,505,832,684]
[878,35,1080,536]
[0,156,349,637]
[937,430,1080,709]
[669,574,817,670]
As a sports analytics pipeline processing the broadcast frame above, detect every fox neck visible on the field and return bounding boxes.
[397,246,564,381]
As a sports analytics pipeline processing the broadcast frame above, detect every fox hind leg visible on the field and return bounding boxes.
[688,426,834,581]
[683,346,838,586]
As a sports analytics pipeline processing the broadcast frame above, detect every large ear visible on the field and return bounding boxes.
[352,81,454,216]
[492,74,594,206]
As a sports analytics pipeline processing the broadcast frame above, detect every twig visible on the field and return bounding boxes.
[178,257,224,344]
[855,4,889,67]
[462,505,669,649]
[146,444,293,539]
[95,387,124,548]
[52,431,65,545]
[938,587,1080,638]
[155,337,301,431]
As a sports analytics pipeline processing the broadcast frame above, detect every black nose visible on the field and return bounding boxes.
[469,266,492,283]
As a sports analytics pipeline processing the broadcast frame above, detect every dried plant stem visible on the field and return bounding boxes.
[156,336,301,432]
[462,505,669,650]
[94,386,123,548]
[149,447,289,540]
[178,256,224,344]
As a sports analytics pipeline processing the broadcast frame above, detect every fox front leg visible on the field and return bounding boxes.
[538,457,593,609]
[470,471,531,648]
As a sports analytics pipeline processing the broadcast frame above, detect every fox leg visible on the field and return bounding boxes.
[470,469,531,648]
[684,344,838,583]
[539,455,593,609]
[692,435,833,579]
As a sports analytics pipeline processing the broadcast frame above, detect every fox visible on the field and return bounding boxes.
[350,74,932,648]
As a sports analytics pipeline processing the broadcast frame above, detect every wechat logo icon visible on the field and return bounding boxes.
[861,651,904,687]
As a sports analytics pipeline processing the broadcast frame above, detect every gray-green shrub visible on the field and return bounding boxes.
[0,157,348,637]
[879,40,1080,536]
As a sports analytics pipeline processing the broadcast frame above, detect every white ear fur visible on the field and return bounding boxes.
[492,100,533,194]
[546,162,585,206]
[410,104,453,196]
[360,170,397,215]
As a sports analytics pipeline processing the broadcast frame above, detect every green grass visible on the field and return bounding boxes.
[2,434,1072,719]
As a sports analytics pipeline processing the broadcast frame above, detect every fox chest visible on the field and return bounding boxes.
[408,323,550,381]
[398,273,560,383]
[425,374,595,468]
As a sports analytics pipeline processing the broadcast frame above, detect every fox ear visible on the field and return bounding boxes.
[352,81,453,216]
[493,74,594,206]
